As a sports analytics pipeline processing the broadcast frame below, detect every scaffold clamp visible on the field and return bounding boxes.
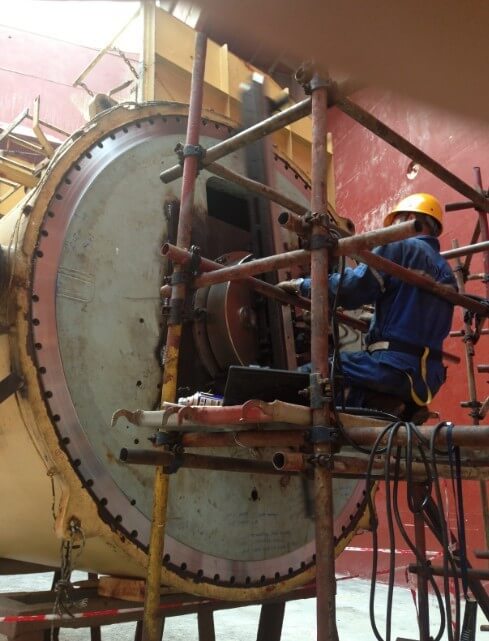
[174,142,206,169]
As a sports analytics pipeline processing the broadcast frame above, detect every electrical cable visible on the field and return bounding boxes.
[365,420,400,641]
[367,419,460,641]
[383,421,403,641]
[391,426,445,641]
[428,421,461,641]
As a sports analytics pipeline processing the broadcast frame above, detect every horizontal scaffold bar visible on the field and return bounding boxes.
[159,98,312,184]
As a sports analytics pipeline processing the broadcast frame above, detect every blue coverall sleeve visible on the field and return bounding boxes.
[299,242,402,310]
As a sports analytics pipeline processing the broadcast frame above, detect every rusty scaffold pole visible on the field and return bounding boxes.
[159,97,312,184]
[308,74,338,641]
[473,167,489,557]
[445,168,489,562]
[142,31,208,641]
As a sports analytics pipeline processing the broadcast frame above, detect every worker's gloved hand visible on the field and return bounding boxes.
[276,278,304,295]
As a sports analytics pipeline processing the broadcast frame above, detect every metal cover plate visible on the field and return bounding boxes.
[31,109,367,586]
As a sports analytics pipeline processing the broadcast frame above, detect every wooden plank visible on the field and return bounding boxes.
[98,576,175,602]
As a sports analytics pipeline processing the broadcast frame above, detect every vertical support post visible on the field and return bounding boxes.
[309,76,338,641]
[452,237,489,560]
[468,169,489,561]
[141,0,156,102]
[452,239,480,425]
[241,77,295,369]
[142,32,208,641]
[413,485,430,641]
[256,602,286,641]
[197,610,216,641]
[474,167,489,296]
[453,233,489,562]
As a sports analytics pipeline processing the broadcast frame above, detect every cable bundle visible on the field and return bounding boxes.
[364,420,475,641]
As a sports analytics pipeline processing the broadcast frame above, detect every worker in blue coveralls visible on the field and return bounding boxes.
[278,193,457,415]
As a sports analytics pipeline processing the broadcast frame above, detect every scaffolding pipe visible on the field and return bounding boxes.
[278,211,310,237]
[309,77,337,641]
[474,167,489,295]
[345,424,489,448]
[273,452,489,480]
[161,243,369,332]
[462,220,481,277]
[206,161,308,216]
[441,240,489,260]
[120,448,288,475]
[470,168,489,562]
[159,98,312,184]
[358,249,489,316]
[161,242,311,309]
[143,32,207,641]
[192,220,421,289]
[451,238,480,423]
[180,430,308,449]
[335,94,489,213]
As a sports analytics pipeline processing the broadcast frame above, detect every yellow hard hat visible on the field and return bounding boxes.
[383,193,443,233]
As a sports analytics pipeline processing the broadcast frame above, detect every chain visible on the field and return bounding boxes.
[76,81,95,97]
[113,48,140,79]
[47,467,57,521]
[51,518,87,639]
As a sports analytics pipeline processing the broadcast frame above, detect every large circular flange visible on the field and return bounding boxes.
[27,103,368,589]
[205,252,259,369]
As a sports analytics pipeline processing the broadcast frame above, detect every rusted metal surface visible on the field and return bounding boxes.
[162,242,310,310]
[340,219,422,252]
[193,248,309,287]
[181,430,308,449]
[144,32,208,641]
[193,220,421,288]
[277,211,310,237]
[345,424,489,448]
[204,253,259,369]
[335,94,489,212]
[358,249,489,316]
[272,452,306,473]
[207,161,308,216]
[273,452,489,480]
[159,98,312,184]
[335,455,489,481]
[120,449,288,475]
[309,78,338,641]
[162,242,368,331]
